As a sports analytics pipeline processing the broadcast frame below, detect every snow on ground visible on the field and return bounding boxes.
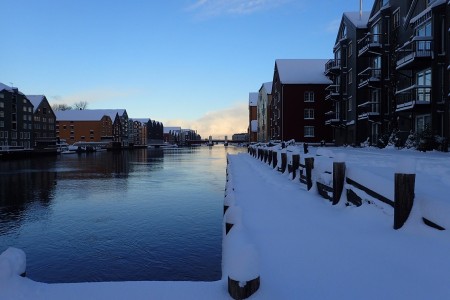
[1,146,450,299]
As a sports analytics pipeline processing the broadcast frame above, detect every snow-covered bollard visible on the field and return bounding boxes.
[332,153,346,205]
[224,192,236,215]
[291,154,300,180]
[267,150,273,165]
[272,151,277,169]
[226,230,260,300]
[394,158,416,229]
[305,157,314,190]
[225,206,242,234]
[0,247,27,280]
[279,152,287,173]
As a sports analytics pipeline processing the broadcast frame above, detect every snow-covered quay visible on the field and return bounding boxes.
[2,146,450,299]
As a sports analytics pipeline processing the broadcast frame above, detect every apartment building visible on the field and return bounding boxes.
[0,83,34,149]
[257,82,272,143]
[271,59,332,143]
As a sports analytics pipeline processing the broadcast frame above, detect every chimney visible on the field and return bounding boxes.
[360,0,363,19]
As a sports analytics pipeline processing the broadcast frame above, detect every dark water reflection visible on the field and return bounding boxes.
[0,146,243,283]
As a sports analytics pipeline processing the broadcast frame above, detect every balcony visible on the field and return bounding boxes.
[325,111,344,126]
[396,38,433,70]
[325,59,341,76]
[357,101,380,121]
[358,67,382,89]
[358,33,384,57]
[395,84,431,111]
[325,85,340,101]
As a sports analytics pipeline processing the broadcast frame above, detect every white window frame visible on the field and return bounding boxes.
[304,108,315,119]
[304,91,315,102]
[304,126,315,137]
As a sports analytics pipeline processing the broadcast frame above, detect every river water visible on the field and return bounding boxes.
[0,146,243,283]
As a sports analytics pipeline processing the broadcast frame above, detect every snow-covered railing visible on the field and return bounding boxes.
[249,143,446,231]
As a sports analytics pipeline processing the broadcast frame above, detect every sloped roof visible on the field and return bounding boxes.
[164,126,181,134]
[0,82,25,95]
[55,109,126,121]
[26,95,45,112]
[343,11,370,28]
[260,82,273,95]
[249,92,258,106]
[275,59,332,84]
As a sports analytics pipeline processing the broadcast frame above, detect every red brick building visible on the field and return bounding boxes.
[270,59,333,143]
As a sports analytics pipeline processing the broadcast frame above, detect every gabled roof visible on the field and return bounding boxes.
[164,126,181,134]
[275,59,332,84]
[249,92,258,106]
[259,82,273,95]
[343,11,370,28]
[26,95,45,112]
[0,82,25,95]
[55,109,126,121]
[409,0,446,24]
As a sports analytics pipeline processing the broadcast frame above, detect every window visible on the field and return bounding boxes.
[416,20,431,52]
[43,107,47,114]
[348,96,352,111]
[416,69,431,102]
[23,115,27,121]
[0,121,3,128]
[304,126,315,137]
[372,21,381,43]
[348,42,353,57]
[28,107,32,113]
[393,8,400,28]
[304,109,314,119]
[348,69,353,84]
[0,94,3,99]
[416,115,431,133]
[305,91,315,102]
[0,111,3,118]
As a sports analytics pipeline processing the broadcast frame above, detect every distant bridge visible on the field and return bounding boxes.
[185,139,243,146]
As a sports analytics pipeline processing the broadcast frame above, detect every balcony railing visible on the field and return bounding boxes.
[325,110,342,126]
[395,84,431,111]
[358,33,384,57]
[325,59,341,75]
[396,38,433,70]
[358,67,382,88]
[357,100,380,120]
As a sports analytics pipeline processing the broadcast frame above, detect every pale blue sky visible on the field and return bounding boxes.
[1,0,373,137]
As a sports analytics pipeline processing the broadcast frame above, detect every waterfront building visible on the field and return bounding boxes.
[325,11,370,146]
[322,0,450,149]
[55,110,114,144]
[27,95,57,149]
[248,92,258,143]
[0,83,34,149]
[257,82,272,143]
[232,133,248,142]
[270,59,333,143]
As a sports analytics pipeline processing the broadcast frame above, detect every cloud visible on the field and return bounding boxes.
[187,0,290,18]
[163,102,248,139]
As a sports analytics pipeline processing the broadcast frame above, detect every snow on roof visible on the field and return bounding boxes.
[164,126,181,134]
[26,95,45,112]
[343,11,370,28]
[55,109,126,121]
[249,92,258,106]
[275,59,332,85]
[260,82,273,95]
[0,82,25,95]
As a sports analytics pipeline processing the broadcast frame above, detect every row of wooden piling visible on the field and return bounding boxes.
[249,146,417,230]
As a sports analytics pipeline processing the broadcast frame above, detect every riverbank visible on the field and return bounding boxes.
[2,149,450,299]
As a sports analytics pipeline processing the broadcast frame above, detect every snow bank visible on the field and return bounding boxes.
[0,247,26,280]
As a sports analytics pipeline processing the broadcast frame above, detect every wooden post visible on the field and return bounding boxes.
[272,151,278,169]
[332,162,346,205]
[394,173,416,229]
[292,154,300,180]
[268,150,272,165]
[280,153,287,173]
[263,150,268,163]
[228,276,260,300]
[305,157,314,190]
